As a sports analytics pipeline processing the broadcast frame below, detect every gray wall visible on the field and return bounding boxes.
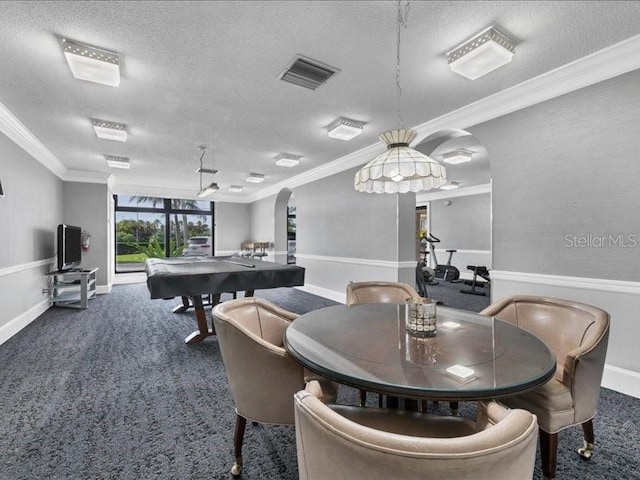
[214,202,251,252]
[295,167,415,261]
[0,131,63,330]
[62,182,110,287]
[249,195,275,243]
[473,69,640,281]
[430,193,491,251]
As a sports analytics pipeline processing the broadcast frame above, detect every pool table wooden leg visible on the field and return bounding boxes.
[172,296,192,313]
[184,295,214,344]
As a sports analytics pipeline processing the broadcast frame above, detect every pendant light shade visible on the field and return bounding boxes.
[354,129,447,194]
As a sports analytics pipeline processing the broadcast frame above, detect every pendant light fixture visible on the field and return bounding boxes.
[196,147,219,198]
[354,0,446,194]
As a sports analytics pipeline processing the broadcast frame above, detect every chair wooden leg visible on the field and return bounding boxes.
[449,401,459,416]
[231,414,247,477]
[539,429,558,480]
[578,419,596,460]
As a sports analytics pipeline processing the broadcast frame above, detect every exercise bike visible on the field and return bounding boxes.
[426,234,461,282]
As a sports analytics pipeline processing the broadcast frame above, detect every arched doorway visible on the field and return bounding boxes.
[274,188,293,264]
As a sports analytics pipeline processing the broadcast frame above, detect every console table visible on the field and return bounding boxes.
[48,267,98,309]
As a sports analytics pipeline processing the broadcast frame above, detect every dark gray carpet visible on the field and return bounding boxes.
[420,277,491,312]
[0,284,638,479]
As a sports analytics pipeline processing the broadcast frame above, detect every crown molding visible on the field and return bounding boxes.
[64,170,111,184]
[245,141,384,203]
[250,33,640,203]
[416,183,491,204]
[0,100,67,178]
[112,182,255,203]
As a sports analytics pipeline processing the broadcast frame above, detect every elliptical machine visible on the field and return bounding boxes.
[426,234,461,282]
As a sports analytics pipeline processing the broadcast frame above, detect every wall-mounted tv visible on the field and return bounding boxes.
[57,224,82,271]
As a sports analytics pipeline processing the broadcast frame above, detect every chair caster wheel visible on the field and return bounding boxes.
[231,462,242,476]
[577,441,594,460]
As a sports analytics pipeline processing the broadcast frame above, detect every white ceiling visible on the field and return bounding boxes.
[1,1,639,201]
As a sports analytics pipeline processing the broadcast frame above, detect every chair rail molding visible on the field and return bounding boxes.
[0,258,55,278]
[490,270,640,295]
[295,253,417,269]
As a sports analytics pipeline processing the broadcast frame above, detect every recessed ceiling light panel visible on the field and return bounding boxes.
[105,155,130,169]
[447,27,515,80]
[62,38,120,87]
[442,148,473,165]
[92,119,127,142]
[275,153,302,168]
[246,173,265,183]
[327,118,365,141]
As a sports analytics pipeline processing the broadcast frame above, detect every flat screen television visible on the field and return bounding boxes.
[57,224,82,271]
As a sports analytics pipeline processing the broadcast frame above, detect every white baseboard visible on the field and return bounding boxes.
[296,284,345,304]
[0,299,50,346]
[113,272,147,285]
[602,365,640,399]
[96,284,112,295]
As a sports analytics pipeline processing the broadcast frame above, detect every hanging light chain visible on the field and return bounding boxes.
[396,0,410,129]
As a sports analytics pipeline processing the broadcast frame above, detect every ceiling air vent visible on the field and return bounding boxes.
[278,55,339,91]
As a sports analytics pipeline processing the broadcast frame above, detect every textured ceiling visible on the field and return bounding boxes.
[1,1,639,200]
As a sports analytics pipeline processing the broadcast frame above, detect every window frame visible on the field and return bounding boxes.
[114,195,215,273]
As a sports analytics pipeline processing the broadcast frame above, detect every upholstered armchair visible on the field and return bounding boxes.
[295,381,539,480]
[213,297,336,477]
[345,280,421,305]
[481,295,610,480]
[345,281,422,407]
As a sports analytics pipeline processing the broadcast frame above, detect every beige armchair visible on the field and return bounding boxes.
[213,297,336,477]
[295,381,539,480]
[481,295,610,480]
[345,280,421,305]
[345,281,422,407]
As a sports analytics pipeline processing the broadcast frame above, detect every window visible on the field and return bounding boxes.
[287,205,296,264]
[114,195,214,273]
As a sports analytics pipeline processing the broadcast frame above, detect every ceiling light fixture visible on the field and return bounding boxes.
[327,118,365,141]
[61,39,121,87]
[92,119,127,142]
[442,148,473,165]
[197,183,219,198]
[105,155,130,169]
[227,185,244,193]
[246,173,265,183]
[196,146,219,198]
[447,26,516,80]
[440,181,460,190]
[354,1,446,194]
[275,153,302,168]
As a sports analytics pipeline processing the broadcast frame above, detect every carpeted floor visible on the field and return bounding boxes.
[0,284,638,479]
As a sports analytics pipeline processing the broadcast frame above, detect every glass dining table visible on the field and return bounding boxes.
[284,303,556,402]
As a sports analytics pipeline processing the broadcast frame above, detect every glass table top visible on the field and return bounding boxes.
[284,304,557,401]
